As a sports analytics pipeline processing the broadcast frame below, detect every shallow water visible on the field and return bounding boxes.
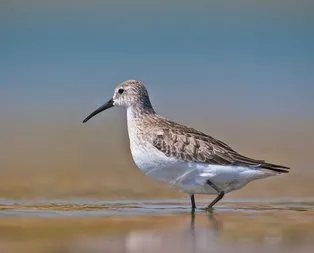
[0,198,313,253]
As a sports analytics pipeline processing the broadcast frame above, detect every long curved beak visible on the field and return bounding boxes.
[82,98,114,123]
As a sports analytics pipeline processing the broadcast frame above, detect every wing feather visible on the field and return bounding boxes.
[151,120,289,173]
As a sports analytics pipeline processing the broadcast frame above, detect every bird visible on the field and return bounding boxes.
[82,80,290,210]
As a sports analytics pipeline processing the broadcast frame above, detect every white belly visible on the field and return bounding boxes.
[130,143,274,195]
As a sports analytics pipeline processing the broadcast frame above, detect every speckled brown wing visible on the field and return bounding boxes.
[152,121,290,173]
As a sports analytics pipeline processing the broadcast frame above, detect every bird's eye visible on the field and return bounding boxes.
[118,89,124,94]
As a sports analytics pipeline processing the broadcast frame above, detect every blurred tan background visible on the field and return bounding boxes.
[1,114,313,199]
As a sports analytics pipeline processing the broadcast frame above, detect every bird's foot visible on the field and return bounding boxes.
[205,206,215,213]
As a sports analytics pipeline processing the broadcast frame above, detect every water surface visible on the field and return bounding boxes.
[0,198,313,253]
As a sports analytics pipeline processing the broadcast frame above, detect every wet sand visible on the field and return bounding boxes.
[0,199,313,253]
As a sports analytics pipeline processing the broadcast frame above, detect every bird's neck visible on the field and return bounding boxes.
[126,104,156,121]
[127,107,156,150]
[126,105,156,143]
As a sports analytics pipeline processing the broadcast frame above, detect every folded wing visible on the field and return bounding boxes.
[152,121,290,174]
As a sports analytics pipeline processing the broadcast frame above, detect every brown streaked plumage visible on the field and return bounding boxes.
[151,120,290,174]
[83,79,290,210]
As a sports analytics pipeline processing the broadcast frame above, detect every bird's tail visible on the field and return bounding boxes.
[260,162,290,174]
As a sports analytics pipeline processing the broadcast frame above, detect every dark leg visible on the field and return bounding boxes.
[190,194,196,209]
[206,180,225,209]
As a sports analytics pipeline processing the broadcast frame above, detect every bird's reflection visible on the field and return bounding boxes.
[72,211,224,253]
[190,210,196,231]
[206,210,221,235]
[190,209,221,235]
[187,209,222,253]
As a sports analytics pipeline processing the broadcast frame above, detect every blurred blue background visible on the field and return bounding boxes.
[1,0,313,121]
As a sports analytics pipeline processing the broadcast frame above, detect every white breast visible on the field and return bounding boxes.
[127,108,188,183]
